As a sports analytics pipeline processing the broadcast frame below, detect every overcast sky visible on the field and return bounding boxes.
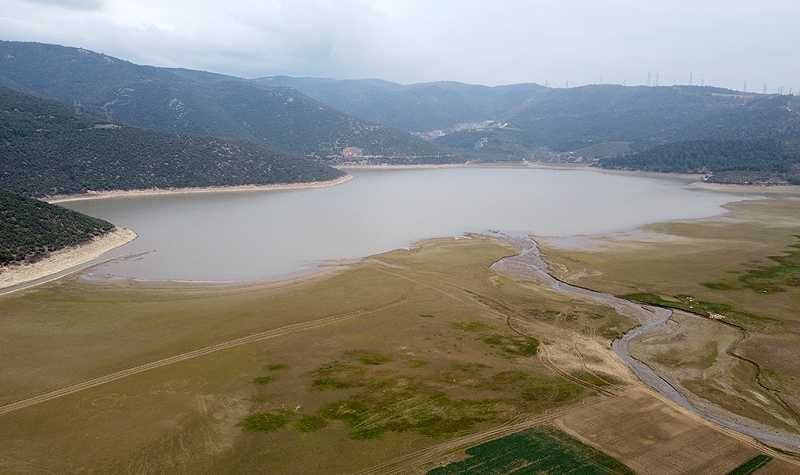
[2,0,798,91]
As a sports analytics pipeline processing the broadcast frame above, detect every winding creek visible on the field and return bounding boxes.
[490,232,800,453]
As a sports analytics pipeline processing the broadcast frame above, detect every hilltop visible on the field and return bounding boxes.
[0,87,345,196]
[0,41,440,159]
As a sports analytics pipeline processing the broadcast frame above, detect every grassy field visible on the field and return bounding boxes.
[542,196,800,440]
[428,426,633,474]
[1,213,795,472]
[0,236,632,473]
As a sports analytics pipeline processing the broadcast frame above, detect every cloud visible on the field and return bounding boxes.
[1,0,798,91]
[21,0,104,11]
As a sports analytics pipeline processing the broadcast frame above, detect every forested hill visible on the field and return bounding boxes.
[597,94,800,184]
[0,87,345,196]
[0,190,114,267]
[599,139,800,185]
[0,41,439,158]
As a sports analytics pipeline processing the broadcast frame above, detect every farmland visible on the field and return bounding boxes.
[428,426,633,474]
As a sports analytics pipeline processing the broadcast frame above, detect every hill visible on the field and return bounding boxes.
[595,94,800,184]
[599,139,800,184]
[256,78,800,180]
[0,41,438,158]
[432,85,758,153]
[0,87,345,196]
[0,190,114,266]
[255,76,548,132]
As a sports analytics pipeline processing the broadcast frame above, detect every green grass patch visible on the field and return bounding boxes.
[267,363,288,371]
[621,292,775,329]
[428,426,633,474]
[240,410,294,432]
[318,383,505,439]
[345,350,393,365]
[484,370,586,407]
[452,321,492,332]
[311,361,369,390]
[253,375,275,385]
[294,415,329,433]
[308,357,585,440]
[702,281,736,291]
[726,453,773,474]
[481,334,539,357]
[704,236,800,294]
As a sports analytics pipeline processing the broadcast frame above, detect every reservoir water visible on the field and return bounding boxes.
[63,167,743,282]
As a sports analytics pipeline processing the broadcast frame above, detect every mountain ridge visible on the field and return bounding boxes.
[0,40,439,158]
[0,86,346,196]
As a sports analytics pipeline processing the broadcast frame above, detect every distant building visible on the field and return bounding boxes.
[342,147,363,158]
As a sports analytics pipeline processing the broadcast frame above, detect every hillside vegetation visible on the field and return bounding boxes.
[0,87,345,196]
[599,139,800,184]
[0,190,114,266]
[2,40,798,181]
[254,76,800,183]
[0,41,438,158]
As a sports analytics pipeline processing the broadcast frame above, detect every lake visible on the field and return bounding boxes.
[63,167,743,282]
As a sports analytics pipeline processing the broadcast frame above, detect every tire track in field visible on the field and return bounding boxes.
[0,297,406,417]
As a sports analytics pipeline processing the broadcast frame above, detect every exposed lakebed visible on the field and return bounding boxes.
[63,167,743,282]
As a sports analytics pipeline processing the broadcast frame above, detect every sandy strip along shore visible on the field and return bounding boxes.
[44,174,353,204]
[0,228,137,292]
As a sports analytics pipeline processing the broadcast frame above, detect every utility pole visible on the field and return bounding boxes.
[689,72,693,86]
[647,72,651,86]
[763,83,768,94]
[743,80,747,92]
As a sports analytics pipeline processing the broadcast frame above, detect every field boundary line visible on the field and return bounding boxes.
[0,297,405,417]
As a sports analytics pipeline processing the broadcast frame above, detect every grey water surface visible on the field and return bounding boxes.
[64,167,742,282]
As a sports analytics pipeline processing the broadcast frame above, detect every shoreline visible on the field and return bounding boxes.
[337,163,471,170]
[0,228,138,293]
[340,161,706,182]
[44,174,353,204]
[341,161,800,190]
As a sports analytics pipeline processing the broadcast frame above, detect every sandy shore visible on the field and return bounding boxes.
[338,163,470,170]
[339,161,707,182]
[687,181,800,195]
[0,228,137,292]
[45,175,353,204]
